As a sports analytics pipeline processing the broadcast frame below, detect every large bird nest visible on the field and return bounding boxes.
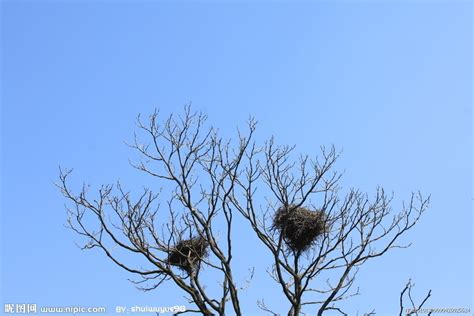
[272,205,328,252]
[168,237,209,271]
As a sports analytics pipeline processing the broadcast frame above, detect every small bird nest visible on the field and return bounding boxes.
[272,205,328,252]
[168,237,209,271]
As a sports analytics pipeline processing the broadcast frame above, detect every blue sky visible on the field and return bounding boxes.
[1,1,472,315]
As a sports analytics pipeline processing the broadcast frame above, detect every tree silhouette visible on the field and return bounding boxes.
[58,105,431,315]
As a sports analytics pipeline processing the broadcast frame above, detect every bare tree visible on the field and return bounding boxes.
[58,106,256,315]
[399,280,432,316]
[58,105,430,315]
[228,137,431,315]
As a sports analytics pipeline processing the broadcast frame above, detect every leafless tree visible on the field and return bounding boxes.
[399,280,432,316]
[58,105,430,315]
[58,106,256,315]
[230,137,430,315]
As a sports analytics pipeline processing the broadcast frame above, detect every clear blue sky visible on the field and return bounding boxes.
[1,1,472,315]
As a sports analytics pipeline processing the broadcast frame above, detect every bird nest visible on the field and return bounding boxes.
[272,205,328,252]
[168,237,209,271]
